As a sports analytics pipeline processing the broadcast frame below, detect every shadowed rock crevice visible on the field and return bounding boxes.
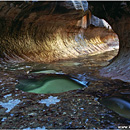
[88,1,130,82]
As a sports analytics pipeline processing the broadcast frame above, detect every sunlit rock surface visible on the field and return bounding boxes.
[0,1,130,129]
[0,1,129,82]
[0,1,117,63]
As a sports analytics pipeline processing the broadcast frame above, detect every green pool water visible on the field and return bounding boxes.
[16,74,87,94]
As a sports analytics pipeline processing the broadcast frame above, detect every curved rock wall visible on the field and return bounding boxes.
[0,1,116,63]
[0,2,82,62]
[88,1,130,82]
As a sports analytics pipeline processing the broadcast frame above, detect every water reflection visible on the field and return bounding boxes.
[100,97,130,119]
[16,74,87,94]
[1,49,128,129]
[30,69,64,74]
[39,96,60,107]
[0,99,21,113]
[23,126,46,130]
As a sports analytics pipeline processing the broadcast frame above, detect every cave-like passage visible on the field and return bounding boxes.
[1,1,129,83]
[0,1,130,129]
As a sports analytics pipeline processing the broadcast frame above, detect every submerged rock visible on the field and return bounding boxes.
[15,74,87,94]
[100,97,130,119]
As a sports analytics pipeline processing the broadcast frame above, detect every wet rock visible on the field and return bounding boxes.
[0,107,6,116]
[0,49,130,129]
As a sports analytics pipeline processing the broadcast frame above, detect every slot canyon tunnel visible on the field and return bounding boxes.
[0,1,129,82]
[0,1,130,129]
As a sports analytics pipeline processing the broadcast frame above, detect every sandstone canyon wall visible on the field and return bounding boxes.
[0,1,116,62]
[0,1,129,82]
[88,1,130,82]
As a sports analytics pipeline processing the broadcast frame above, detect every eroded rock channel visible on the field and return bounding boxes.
[0,1,130,129]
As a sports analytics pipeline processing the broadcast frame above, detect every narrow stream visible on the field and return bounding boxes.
[0,49,130,129]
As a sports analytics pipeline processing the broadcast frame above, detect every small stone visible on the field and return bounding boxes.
[63,112,66,115]
[28,112,37,116]
[80,108,84,110]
